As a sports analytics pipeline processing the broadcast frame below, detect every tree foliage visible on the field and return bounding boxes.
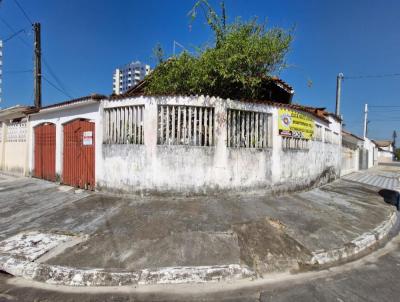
[145,1,293,100]
[395,148,400,160]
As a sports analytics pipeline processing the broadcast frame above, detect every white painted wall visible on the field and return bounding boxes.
[28,101,102,181]
[0,121,29,175]
[364,138,378,168]
[378,150,394,163]
[341,146,359,176]
[98,96,342,194]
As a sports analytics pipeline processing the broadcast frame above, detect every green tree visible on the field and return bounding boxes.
[145,1,293,100]
[395,148,400,160]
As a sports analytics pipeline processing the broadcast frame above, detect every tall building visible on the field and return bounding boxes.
[113,61,150,95]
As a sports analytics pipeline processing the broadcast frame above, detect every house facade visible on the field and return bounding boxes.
[27,95,103,189]
[0,105,31,175]
[373,140,394,163]
[341,130,364,175]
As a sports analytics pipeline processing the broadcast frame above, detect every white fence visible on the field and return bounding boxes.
[158,105,214,146]
[104,106,144,144]
[226,109,271,148]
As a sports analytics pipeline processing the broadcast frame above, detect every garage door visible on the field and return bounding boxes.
[63,119,95,190]
[34,123,56,181]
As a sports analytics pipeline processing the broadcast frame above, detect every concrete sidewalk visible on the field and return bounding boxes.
[0,165,398,286]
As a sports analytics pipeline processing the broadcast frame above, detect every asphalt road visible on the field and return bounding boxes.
[1,228,400,302]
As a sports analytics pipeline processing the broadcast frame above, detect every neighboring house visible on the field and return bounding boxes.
[373,140,394,163]
[341,130,364,175]
[112,61,151,95]
[26,94,104,190]
[0,105,32,175]
[363,138,378,169]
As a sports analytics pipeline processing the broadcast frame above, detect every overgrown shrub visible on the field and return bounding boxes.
[145,1,293,100]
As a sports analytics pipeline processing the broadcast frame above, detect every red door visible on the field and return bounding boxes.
[63,119,95,190]
[34,123,56,181]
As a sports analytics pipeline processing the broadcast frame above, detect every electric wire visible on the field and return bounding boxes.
[344,73,400,80]
[3,69,33,74]
[0,15,31,47]
[13,0,33,25]
[42,57,73,97]
[1,13,74,99]
[43,76,73,99]
[3,28,26,43]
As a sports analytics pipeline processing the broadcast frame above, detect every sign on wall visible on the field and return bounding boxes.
[83,131,93,146]
[278,108,314,140]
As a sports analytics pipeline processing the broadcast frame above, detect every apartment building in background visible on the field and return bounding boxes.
[112,61,151,95]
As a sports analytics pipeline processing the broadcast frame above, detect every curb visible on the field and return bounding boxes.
[0,213,397,287]
[0,256,254,286]
[309,210,398,265]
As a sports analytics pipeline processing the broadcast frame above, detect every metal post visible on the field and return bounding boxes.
[33,23,41,108]
[363,104,368,139]
[335,73,344,116]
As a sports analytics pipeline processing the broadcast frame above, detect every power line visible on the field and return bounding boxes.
[0,16,31,48]
[3,28,26,43]
[43,76,73,99]
[13,0,33,25]
[42,57,72,98]
[1,14,73,100]
[369,105,400,108]
[345,73,400,80]
[3,69,32,74]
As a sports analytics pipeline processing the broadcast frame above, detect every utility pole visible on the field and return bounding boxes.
[33,23,41,108]
[335,73,344,116]
[363,103,368,139]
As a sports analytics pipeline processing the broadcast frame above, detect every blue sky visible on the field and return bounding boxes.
[0,0,399,139]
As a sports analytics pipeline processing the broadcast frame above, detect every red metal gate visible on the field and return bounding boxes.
[34,123,56,181]
[63,119,95,190]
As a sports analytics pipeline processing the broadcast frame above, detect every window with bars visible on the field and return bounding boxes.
[227,109,271,148]
[6,122,27,142]
[104,106,144,144]
[158,105,214,146]
[282,137,310,150]
[314,124,323,141]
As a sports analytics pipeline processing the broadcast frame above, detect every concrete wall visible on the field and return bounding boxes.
[0,123,4,172]
[341,146,359,176]
[98,96,341,194]
[364,138,378,168]
[28,101,101,181]
[378,150,394,163]
[0,121,29,175]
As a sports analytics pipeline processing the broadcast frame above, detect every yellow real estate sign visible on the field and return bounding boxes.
[278,108,314,140]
